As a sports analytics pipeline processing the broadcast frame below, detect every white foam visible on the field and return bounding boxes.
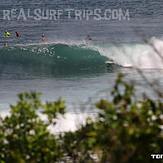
[0,110,96,134]
[95,38,163,69]
[48,112,96,133]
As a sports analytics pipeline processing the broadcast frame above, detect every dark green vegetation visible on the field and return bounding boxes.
[0,74,162,163]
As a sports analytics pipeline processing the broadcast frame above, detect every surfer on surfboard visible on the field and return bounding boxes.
[85,35,92,44]
[15,32,21,38]
[41,33,48,42]
[86,35,92,41]
[3,31,11,47]
[4,31,11,38]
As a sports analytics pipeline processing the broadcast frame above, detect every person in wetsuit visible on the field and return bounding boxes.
[15,32,21,38]
[3,31,11,47]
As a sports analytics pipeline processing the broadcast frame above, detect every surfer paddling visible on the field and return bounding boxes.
[15,32,21,38]
[3,31,11,47]
[4,31,11,38]
[15,32,21,44]
[86,35,92,41]
[85,34,92,44]
[41,33,48,42]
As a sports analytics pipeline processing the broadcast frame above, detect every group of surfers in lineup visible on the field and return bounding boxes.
[2,31,47,47]
[2,31,92,47]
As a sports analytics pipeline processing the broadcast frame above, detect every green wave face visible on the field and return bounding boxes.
[0,43,108,66]
[0,43,111,77]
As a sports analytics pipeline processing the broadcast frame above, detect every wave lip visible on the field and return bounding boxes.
[95,38,163,69]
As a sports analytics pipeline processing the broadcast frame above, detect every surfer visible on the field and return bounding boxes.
[4,31,11,38]
[41,33,48,42]
[86,35,92,41]
[15,32,21,38]
[15,32,21,45]
[85,34,92,44]
[3,31,11,47]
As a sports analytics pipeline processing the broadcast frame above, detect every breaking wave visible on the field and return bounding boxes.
[0,37,163,70]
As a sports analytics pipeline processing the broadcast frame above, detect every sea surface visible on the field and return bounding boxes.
[0,0,163,114]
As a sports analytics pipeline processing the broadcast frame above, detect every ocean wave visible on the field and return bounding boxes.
[0,37,163,69]
[0,43,107,70]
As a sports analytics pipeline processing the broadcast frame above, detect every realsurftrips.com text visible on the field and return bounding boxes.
[2,8,130,21]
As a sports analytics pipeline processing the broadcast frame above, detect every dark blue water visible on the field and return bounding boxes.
[0,0,163,44]
[0,0,163,110]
